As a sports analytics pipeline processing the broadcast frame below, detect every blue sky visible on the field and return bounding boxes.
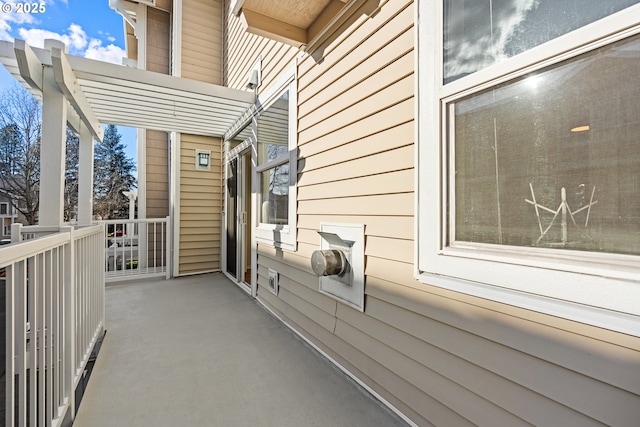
[0,0,137,169]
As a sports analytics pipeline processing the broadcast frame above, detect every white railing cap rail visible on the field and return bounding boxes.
[74,223,104,239]
[0,223,104,267]
[0,231,70,266]
[97,218,168,224]
[17,225,63,233]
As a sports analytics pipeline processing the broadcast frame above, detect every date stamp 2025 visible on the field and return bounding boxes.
[1,2,46,14]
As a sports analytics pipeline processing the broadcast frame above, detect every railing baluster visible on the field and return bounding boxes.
[64,228,76,423]
[153,222,157,270]
[99,218,170,282]
[2,225,107,425]
[17,260,27,426]
[165,216,171,280]
[6,265,15,427]
[45,249,53,427]
[28,256,37,427]
[37,252,46,427]
[53,247,60,415]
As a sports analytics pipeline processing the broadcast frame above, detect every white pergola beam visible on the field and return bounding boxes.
[68,55,255,103]
[66,106,84,135]
[14,39,43,91]
[2,40,256,138]
[51,47,104,141]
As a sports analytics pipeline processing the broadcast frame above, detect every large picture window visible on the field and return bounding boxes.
[418,1,640,334]
[452,35,640,256]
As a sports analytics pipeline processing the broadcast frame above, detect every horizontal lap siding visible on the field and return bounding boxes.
[146,131,169,219]
[224,1,299,90]
[145,8,170,219]
[365,271,640,426]
[147,8,170,74]
[226,0,640,425]
[179,134,222,274]
[177,0,224,275]
[182,0,222,84]
[258,0,444,423]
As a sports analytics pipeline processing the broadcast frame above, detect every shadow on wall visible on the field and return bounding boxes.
[254,241,640,425]
[310,0,383,63]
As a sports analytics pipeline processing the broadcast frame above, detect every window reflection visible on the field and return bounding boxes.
[257,89,291,225]
[260,165,289,225]
[444,0,639,82]
[258,90,289,164]
[452,35,640,255]
[228,122,253,151]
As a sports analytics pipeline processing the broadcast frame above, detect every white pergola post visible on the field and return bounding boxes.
[77,123,95,225]
[39,40,68,226]
[122,190,138,237]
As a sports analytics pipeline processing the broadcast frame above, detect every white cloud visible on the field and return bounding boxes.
[0,11,37,42]
[16,24,124,64]
[444,0,538,80]
[18,24,88,52]
[84,39,125,65]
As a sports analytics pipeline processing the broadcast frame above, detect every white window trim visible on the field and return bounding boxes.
[416,1,640,336]
[254,61,298,251]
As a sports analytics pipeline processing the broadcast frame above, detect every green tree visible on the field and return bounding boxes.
[93,124,136,219]
[0,85,41,224]
[64,128,79,222]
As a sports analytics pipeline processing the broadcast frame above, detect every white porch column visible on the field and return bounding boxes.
[123,190,137,237]
[39,40,68,226]
[77,123,95,225]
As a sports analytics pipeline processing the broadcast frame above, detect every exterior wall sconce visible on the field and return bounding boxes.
[195,149,211,171]
[246,57,261,90]
[246,69,260,89]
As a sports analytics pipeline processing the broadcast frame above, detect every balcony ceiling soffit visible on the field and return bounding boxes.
[242,0,338,29]
[237,0,352,48]
[0,40,255,139]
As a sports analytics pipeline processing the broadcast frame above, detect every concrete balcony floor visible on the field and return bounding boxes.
[74,273,407,427]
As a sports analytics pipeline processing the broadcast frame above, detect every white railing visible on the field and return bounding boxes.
[2,224,105,426]
[99,217,170,283]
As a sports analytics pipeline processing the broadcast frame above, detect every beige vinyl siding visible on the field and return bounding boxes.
[224,1,299,90]
[221,0,640,425]
[178,134,222,274]
[147,7,171,74]
[174,0,225,275]
[154,0,172,11]
[145,130,169,218]
[144,7,171,219]
[182,0,223,85]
